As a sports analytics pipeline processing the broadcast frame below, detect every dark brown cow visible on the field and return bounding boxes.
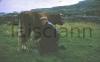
[18,11,64,51]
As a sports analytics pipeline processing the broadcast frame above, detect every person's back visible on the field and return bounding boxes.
[39,22,59,54]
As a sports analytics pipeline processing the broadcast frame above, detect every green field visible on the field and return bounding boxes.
[0,22,100,62]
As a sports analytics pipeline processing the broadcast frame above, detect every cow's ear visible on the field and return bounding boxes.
[59,13,65,17]
[59,13,63,16]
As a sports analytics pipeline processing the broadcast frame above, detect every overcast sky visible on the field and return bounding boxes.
[0,0,84,13]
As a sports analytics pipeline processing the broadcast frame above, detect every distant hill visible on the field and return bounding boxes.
[0,12,6,16]
[31,0,100,16]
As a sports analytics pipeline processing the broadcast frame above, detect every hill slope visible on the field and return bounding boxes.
[31,0,100,16]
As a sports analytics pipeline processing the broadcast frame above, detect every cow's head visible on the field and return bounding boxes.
[48,13,64,25]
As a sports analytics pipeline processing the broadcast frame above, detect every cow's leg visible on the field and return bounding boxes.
[18,23,26,50]
[31,27,41,49]
[18,21,31,51]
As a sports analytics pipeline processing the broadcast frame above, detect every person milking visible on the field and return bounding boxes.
[38,13,59,55]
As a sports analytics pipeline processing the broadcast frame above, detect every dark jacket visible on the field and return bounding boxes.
[39,22,59,54]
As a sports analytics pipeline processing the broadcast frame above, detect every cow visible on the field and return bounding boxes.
[18,11,64,52]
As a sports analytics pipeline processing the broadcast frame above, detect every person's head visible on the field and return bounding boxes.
[38,13,48,25]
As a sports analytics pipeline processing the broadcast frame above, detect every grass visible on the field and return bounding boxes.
[0,21,100,62]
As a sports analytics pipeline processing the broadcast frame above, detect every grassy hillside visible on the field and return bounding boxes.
[0,21,100,62]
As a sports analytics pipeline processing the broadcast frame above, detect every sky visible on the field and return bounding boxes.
[0,0,84,13]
